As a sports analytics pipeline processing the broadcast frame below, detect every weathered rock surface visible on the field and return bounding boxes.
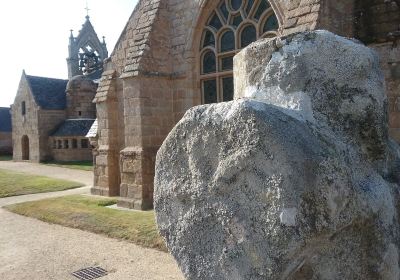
[234,31,389,166]
[155,31,400,280]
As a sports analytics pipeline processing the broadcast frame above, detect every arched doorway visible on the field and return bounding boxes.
[21,135,29,160]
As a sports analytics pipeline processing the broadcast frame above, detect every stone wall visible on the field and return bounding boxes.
[355,0,400,43]
[371,42,400,142]
[50,137,92,162]
[92,69,122,197]
[12,74,41,162]
[38,110,66,161]
[0,132,12,155]
[66,76,97,119]
[357,0,400,143]
[118,76,173,209]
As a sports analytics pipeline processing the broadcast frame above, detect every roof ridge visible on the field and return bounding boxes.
[26,75,68,82]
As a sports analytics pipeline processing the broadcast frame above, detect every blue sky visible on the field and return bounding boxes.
[0,0,138,107]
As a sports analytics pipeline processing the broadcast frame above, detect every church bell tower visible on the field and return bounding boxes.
[67,12,108,80]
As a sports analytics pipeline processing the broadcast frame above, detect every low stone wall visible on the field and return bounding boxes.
[50,137,92,162]
[51,148,92,162]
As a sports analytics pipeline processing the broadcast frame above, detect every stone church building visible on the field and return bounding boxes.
[89,0,399,210]
[11,16,108,163]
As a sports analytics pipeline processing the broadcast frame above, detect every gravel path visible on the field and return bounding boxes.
[0,161,184,280]
[0,208,184,280]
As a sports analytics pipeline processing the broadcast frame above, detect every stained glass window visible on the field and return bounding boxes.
[231,14,243,28]
[220,30,235,52]
[209,13,223,30]
[246,0,255,15]
[263,14,279,33]
[219,2,229,21]
[200,0,278,104]
[203,51,216,74]
[254,0,270,20]
[203,80,218,104]
[241,25,257,48]
[231,0,242,11]
[220,56,234,71]
[203,30,215,48]
[222,77,234,101]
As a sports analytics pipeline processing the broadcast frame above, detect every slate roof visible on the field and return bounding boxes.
[26,75,68,110]
[52,119,95,137]
[0,107,12,132]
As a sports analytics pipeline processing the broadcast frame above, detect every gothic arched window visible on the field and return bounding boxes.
[200,0,279,104]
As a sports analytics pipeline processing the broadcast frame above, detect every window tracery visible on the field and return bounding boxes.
[200,0,279,104]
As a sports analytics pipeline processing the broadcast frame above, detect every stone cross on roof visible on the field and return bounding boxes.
[85,0,90,18]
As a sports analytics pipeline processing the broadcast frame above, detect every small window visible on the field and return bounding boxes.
[81,139,89,149]
[222,76,234,101]
[263,14,279,33]
[241,25,257,48]
[220,30,235,52]
[57,140,62,149]
[219,1,229,20]
[231,14,243,28]
[202,30,215,48]
[220,55,234,71]
[21,101,26,116]
[203,79,217,104]
[230,0,242,11]
[78,111,82,116]
[64,140,69,149]
[53,140,57,149]
[202,51,216,74]
[209,13,223,31]
[72,139,78,149]
[254,0,270,20]
[246,0,256,15]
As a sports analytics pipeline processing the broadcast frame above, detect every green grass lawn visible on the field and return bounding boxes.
[42,160,93,171]
[0,155,12,161]
[0,169,83,198]
[5,195,166,251]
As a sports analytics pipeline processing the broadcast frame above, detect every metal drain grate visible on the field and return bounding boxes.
[71,267,108,280]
